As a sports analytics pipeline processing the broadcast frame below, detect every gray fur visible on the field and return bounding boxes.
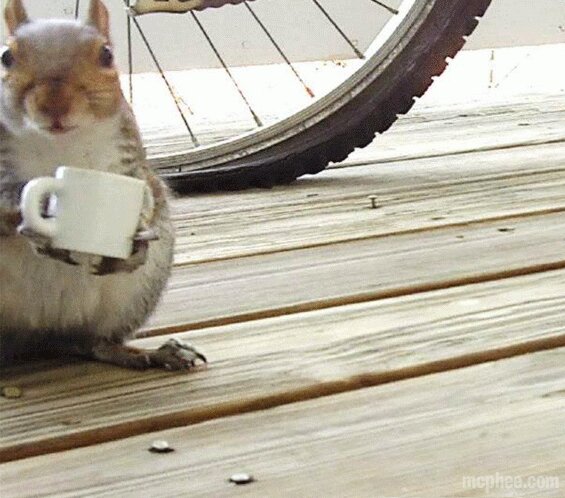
[0,7,182,368]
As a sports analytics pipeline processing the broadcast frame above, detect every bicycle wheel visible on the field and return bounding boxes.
[16,1,492,191]
[141,0,493,191]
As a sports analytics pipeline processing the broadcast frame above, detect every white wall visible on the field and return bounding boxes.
[464,0,565,49]
[1,0,564,72]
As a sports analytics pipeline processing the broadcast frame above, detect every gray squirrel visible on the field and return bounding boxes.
[0,0,205,369]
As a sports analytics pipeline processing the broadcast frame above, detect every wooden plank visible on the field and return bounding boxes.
[340,95,565,166]
[144,93,565,160]
[2,349,563,497]
[148,212,565,332]
[170,141,565,264]
[1,270,565,461]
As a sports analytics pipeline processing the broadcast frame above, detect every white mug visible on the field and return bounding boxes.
[19,167,147,259]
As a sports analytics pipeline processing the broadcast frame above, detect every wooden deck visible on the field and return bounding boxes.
[1,93,565,497]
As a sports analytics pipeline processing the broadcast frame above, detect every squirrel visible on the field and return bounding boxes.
[0,0,206,370]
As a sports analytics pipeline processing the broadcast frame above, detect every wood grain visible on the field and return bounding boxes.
[338,95,565,167]
[2,270,565,462]
[2,349,563,497]
[1,96,564,495]
[146,93,565,164]
[170,141,565,265]
[147,212,565,332]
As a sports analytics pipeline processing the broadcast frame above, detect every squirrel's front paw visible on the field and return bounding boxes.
[18,225,50,248]
[0,210,22,236]
[90,229,157,276]
[18,226,80,266]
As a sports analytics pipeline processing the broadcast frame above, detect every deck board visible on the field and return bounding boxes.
[2,270,565,461]
[145,93,565,163]
[1,95,564,495]
[147,211,565,332]
[2,349,563,497]
[171,142,565,265]
[334,94,565,167]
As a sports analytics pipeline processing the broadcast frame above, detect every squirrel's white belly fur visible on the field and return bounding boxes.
[0,118,173,339]
[3,237,134,334]
[0,234,170,337]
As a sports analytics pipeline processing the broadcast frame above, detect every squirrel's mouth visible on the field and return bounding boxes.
[44,120,78,135]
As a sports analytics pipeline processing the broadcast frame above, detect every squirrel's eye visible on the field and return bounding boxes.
[1,48,14,69]
[99,45,113,68]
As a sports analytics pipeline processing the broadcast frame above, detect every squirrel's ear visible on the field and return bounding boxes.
[4,0,29,35]
[87,0,110,41]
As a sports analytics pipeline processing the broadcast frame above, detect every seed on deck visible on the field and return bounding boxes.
[229,473,255,485]
[1,386,22,399]
[149,440,175,453]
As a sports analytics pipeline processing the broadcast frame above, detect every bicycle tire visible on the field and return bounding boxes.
[158,0,493,192]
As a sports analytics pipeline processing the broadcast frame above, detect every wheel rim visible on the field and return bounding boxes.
[26,1,435,173]
[144,0,432,173]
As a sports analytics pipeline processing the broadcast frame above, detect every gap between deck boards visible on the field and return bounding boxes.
[171,141,565,266]
[143,210,565,334]
[1,334,564,464]
[2,348,563,497]
[331,136,565,170]
[143,259,565,338]
[172,205,565,268]
[2,98,564,468]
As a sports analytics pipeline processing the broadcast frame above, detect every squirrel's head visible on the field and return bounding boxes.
[1,0,122,136]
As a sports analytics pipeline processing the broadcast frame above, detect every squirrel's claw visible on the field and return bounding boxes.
[133,227,159,242]
[90,257,120,276]
[90,242,149,276]
[90,338,207,371]
[36,246,81,266]
[18,225,50,246]
[149,338,208,370]
[19,226,80,266]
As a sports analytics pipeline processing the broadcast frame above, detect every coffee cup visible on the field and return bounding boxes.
[19,166,147,259]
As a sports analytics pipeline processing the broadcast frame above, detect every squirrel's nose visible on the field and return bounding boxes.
[36,79,72,120]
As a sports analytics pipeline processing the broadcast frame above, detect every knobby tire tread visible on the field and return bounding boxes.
[166,0,492,192]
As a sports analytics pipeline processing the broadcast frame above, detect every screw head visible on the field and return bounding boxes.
[367,195,379,209]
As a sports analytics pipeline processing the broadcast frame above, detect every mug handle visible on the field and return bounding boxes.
[20,177,62,239]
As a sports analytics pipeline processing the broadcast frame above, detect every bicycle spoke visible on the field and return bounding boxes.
[310,0,365,60]
[369,0,399,16]
[191,11,263,127]
[244,2,314,99]
[125,8,200,147]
